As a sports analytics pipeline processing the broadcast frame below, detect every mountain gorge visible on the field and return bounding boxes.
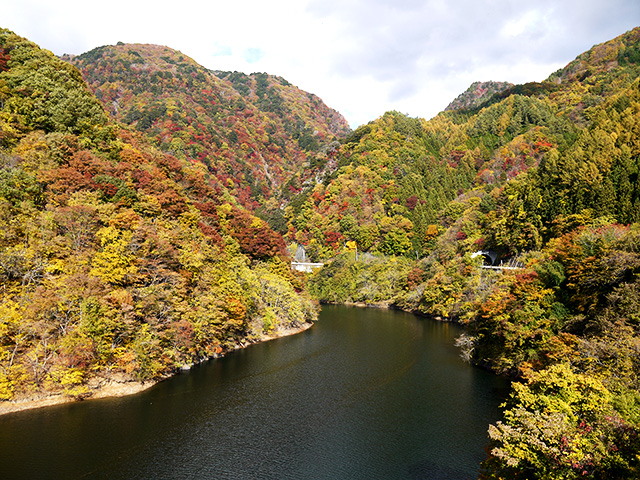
[305,28,640,479]
[1,22,640,479]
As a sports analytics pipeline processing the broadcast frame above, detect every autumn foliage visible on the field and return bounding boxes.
[0,29,316,403]
[307,27,640,479]
[3,22,640,479]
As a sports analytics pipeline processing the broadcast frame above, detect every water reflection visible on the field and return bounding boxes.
[0,305,509,480]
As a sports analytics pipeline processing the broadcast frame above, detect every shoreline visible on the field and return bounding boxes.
[323,300,460,323]
[0,322,314,417]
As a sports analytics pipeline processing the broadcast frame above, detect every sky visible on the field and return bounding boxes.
[3,0,640,128]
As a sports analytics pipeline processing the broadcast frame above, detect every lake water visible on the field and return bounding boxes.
[0,305,509,479]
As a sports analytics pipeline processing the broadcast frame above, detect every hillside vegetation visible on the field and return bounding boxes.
[0,28,315,404]
[306,27,640,479]
[67,44,350,215]
[2,21,640,479]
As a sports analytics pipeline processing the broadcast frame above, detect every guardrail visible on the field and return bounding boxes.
[291,262,325,273]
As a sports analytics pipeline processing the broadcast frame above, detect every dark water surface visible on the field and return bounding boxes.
[0,305,509,479]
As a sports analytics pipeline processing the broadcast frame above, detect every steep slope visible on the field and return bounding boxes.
[444,80,513,112]
[287,91,574,260]
[0,29,315,408]
[287,111,476,260]
[292,27,640,262]
[306,27,640,479]
[66,44,350,212]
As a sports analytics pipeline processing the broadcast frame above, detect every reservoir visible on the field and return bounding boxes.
[0,305,509,479]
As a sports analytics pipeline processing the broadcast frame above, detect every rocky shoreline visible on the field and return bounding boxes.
[0,322,314,417]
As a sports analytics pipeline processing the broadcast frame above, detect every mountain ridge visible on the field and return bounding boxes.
[444,80,514,112]
[0,28,317,410]
[3,23,640,479]
[66,43,351,212]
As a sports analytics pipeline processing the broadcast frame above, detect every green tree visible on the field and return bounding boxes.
[483,364,640,480]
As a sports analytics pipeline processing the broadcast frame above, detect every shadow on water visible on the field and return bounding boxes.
[0,305,510,480]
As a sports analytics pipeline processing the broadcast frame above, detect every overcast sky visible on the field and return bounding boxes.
[3,0,639,128]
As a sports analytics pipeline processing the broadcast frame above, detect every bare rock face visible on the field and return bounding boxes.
[444,81,513,112]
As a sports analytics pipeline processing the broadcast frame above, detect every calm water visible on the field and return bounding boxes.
[0,305,509,480]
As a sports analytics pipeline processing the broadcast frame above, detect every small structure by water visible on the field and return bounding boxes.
[472,250,524,271]
[291,262,324,273]
[291,244,308,263]
[289,243,324,272]
[480,265,523,271]
[471,250,498,266]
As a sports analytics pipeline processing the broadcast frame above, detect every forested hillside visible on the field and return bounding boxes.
[67,44,350,215]
[298,28,640,260]
[2,19,640,480]
[0,29,315,405]
[308,27,640,479]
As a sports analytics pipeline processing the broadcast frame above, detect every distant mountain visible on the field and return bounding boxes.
[444,80,513,112]
[547,26,640,84]
[66,44,351,210]
[289,26,640,261]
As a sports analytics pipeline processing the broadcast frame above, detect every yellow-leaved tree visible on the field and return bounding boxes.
[90,226,137,285]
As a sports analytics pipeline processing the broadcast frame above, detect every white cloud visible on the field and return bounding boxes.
[2,0,639,128]
[501,10,545,38]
